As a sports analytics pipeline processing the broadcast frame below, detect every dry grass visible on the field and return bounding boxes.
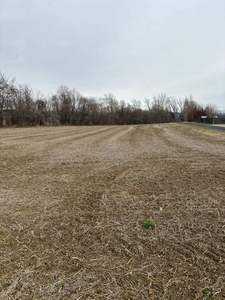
[0,124,225,299]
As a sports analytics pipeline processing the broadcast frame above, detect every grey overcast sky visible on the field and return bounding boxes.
[0,0,225,110]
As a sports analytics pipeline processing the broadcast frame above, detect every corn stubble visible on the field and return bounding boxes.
[0,124,225,299]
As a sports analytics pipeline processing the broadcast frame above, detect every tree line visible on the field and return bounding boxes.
[0,72,221,127]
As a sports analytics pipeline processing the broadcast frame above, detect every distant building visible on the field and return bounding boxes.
[198,115,225,124]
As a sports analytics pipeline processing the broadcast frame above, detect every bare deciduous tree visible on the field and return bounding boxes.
[2,71,221,126]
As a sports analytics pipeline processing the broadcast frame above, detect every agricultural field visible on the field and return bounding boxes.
[0,124,225,299]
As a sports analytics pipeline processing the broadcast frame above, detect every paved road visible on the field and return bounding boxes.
[183,122,225,131]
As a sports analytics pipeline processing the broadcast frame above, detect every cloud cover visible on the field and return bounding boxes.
[0,0,225,110]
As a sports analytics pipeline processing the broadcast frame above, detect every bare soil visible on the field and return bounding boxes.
[0,124,225,299]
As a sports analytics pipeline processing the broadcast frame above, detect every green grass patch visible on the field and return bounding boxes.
[143,220,156,230]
